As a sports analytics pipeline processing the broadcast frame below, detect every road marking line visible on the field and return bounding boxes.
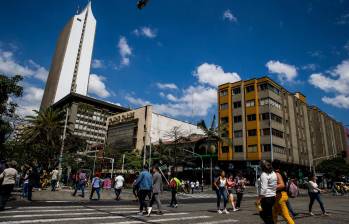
[147,215,211,222]
[0,216,124,224]
[129,212,188,218]
[196,219,239,224]
[6,205,138,210]
[0,208,96,213]
[0,212,115,219]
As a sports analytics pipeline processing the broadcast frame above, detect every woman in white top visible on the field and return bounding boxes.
[0,161,18,211]
[214,170,229,214]
[257,160,277,224]
[308,174,328,216]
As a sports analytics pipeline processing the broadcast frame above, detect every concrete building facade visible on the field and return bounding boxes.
[106,105,205,155]
[41,2,96,109]
[52,93,128,145]
[218,77,347,168]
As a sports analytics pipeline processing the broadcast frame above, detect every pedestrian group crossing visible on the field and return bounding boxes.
[1,205,239,224]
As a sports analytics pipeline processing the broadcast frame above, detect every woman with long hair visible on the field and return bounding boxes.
[227,174,238,211]
[214,170,229,214]
[257,160,277,224]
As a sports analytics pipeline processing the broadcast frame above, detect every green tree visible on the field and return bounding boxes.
[21,107,67,168]
[316,157,349,179]
[0,74,23,145]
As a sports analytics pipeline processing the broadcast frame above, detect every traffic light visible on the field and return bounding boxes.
[137,0,149,9]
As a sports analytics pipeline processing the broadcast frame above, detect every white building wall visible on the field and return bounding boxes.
[150,113,205,143]
[54,3,95,103]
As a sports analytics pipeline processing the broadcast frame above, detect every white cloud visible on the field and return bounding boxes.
[156,82,178,90]
[322,95,349,109]
[193,63,241,87]
[266,60,298,82]
[309,59,349,109]
[91,59,105,69]
[302,63,317,71]
[223,9,238,23]
[118,36,132,66]
[88,74,110,98]
[133,27,157,38]
[0,49,48,82]
[16,85,44,117]
[309,60,349,95]
[126,63,240,118]
[337,13,349,25]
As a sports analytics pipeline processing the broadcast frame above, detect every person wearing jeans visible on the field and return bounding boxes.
[72,170,87,198]
[257,160,277,224]
[90,173,102,200]
[214,170,229,214]
[308,174,328,216]
[134,164,152,215]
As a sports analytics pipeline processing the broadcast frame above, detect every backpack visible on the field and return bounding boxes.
[169,179,177,189]
[288,181,299,198]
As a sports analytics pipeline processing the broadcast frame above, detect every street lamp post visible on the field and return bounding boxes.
[182,148,204,189]
[58,107,69,185]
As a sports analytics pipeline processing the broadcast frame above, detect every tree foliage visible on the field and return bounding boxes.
[0,74,23,145]
[316,157,349,179]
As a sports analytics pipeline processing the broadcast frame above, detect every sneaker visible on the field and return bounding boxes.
[233,208,239,212]
[217,209,223,214]
[322,212,329,216]
[147,207,152,216]
[174,204,178,208]
[223,209,230,214]
[309,212,315,216]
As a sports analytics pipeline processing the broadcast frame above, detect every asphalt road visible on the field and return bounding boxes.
[2,190,349,224]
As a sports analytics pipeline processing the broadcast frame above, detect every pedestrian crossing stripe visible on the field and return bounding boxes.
[0,216,125,224]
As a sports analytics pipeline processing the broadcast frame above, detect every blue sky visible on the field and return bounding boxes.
[0,0,349,125]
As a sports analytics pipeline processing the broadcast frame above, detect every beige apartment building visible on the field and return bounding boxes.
[218,77,347,168]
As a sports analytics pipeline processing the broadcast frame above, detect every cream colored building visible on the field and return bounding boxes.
[106,105,205,154]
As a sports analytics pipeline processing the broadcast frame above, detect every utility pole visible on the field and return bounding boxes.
[58,107,69,185]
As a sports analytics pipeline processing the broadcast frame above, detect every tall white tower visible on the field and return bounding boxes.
[41,2,96,109]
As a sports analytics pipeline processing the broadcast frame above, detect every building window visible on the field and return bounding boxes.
[220,89,228,96]
[234,130,243,138]
[259,97,281,109]
[220,103,228,110]
[260,113,282,123]
[246,85,255,93]
[262,144,271,152]
[247,114,256,121]
[247,129,257,136]
[262,128,270,136]
[234,145,243,152]
[259,83,280,95]
[233,87,241,95]
[221,117,229,124]
[272,128,284,138]
[222,146,229,153]
[273,144,285,154]
[233,101,242,108]
[247,145,257,152]
[233,115,242,123]
[246,100,255,107]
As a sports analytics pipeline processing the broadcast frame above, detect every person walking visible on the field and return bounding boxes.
[22,168,30,198]
[271,160,295,224]
[134,164,152,215]
[234,171,246,209]
[147,165,163,216]
[72,170,87,197]
[214,170,229,214]
[308,174,328,216]
[50,167,59,191]
[114,174,125,200]
[227,174,238,212]
[169,176,181,208]
[90,173,102,200]
[0,161,18,211]
[190,181,195,194]
[286,175,298,217]
[257,160,277,224]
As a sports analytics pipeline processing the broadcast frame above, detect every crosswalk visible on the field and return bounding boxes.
[178,193,257,199]
[1,205,239,224]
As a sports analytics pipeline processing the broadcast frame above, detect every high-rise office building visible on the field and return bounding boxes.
[41,2,96,109]
[217,77,347,168]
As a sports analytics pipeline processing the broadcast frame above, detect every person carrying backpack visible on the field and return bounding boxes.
[169,176,180,208]
[90,172,102,200]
